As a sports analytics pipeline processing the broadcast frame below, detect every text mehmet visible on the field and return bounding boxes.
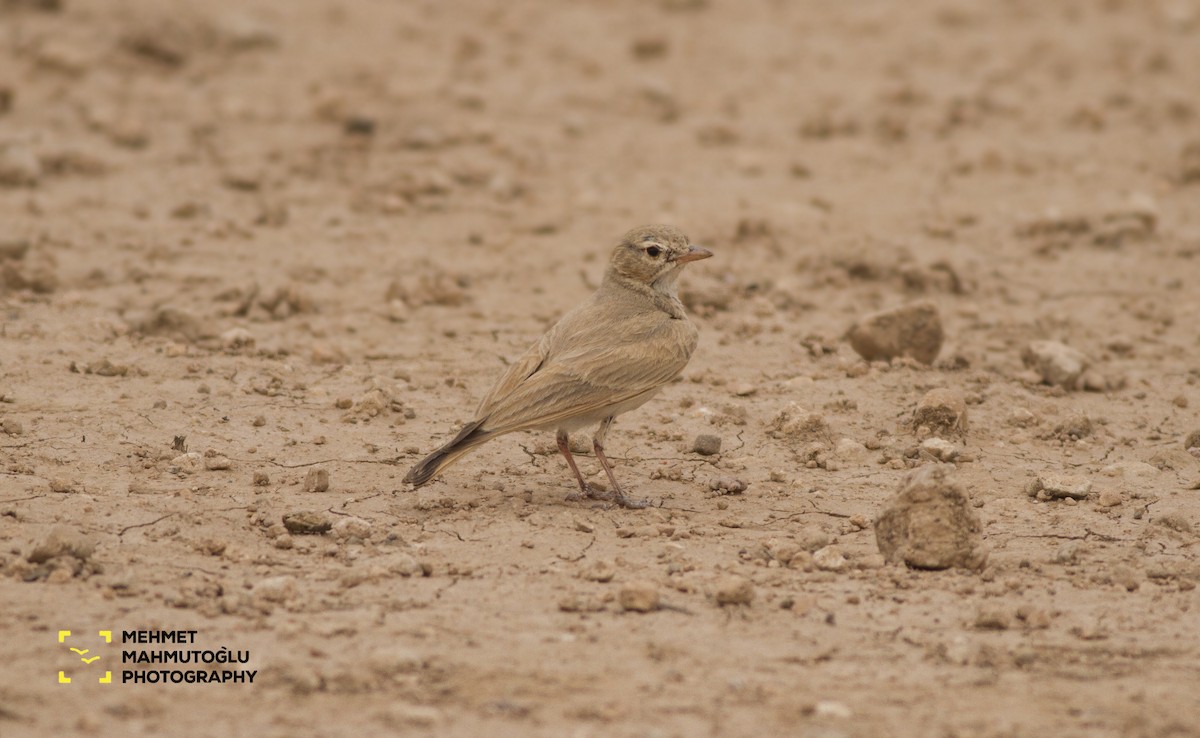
[119,630,256,685]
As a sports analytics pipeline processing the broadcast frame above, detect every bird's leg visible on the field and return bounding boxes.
[556,430,591,497]
[559,429,617,504]
[593,417,651,509]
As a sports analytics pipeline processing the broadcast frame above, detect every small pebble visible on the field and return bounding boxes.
[1007,407,1037,427]
[693,434,722,455]
[974,608,1011,630]
[204,453,232,471]
[710,476,747,495]
[28,526,96,564]
[581,560,616,583]
[1021,340,1090,389]
[220,327,255,351]
[1029,473,1092,501]
[1184,429,1200,451]
[847,300,944,364]
[812,546,847,572]
[713,575,755,606]
[920,437,960,462]
[912,388,968,437]
[618,581,660,612]
[332,517,372,541]
[252,576,295,603]
[303,468,330,492]
[282,511,332,535]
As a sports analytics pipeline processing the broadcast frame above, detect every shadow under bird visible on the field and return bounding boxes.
[403,224,712,508]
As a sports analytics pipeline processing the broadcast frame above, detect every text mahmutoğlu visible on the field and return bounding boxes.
[120,630,256,685]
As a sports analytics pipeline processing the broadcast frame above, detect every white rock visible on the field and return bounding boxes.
[170,452,202,473]
[1007,407,1038,427]
[253,575,295,603]
[812,546,848,571]
[1022,341,1090,388]
[1031,473,1092,500]
[920,437,960,462]
[203,454,232,471]
[332,517,372,541]
[834,437,869,460]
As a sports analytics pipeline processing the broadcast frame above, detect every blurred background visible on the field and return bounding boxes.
[2,1,1199,736]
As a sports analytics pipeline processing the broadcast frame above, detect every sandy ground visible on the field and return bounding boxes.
[3,0,1200,736]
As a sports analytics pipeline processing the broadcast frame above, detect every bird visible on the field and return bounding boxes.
[403,224,712,508]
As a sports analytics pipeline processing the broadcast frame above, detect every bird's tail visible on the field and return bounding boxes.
[404,419,493,487]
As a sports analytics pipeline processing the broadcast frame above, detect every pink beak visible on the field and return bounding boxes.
[674,245,713,264]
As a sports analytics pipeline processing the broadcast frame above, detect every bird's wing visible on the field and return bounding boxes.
[478,315,697,434]
[475,331,552,418]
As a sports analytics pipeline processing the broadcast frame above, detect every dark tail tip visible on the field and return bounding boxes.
[404,419,489,487]
[404,451,447,488]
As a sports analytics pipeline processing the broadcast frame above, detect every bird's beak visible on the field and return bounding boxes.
[673,245,713,264]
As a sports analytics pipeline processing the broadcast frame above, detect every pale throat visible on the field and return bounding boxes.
[651,265,683,296]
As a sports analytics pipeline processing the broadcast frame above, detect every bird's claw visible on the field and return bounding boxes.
[565,483,651,509]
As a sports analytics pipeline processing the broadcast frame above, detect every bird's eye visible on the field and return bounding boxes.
[645,246,661,258]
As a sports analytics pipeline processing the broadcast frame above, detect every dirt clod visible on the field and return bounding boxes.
[282,511,333,535]
[303,468,330,493]
[710,476,747,495]
[920,437,961,463]
[1022,341,1090,389]
[713,575,755,606]
[1185,429,1200,452]
[874,466,988,570]
[2,2,1197,734]
[913,388,968,438]
[28,526,96,564]
[693,433,722,455]
[847,300,944,364]
[618,581,660,612]
[1028,473,1092,501]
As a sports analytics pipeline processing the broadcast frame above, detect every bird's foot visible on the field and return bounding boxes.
[565,482,612,504]
[612,491,653,510]
[565,483,651,509]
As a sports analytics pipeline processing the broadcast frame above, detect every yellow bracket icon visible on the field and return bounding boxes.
[99,672,112,684]
[58,671,71,684]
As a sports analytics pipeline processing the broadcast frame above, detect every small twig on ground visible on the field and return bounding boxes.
[0,494,45,504]
[119,513,179,537]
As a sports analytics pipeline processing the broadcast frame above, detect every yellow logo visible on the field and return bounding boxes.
[58,630,112,684]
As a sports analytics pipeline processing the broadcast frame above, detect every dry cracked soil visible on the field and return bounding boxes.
[2,0,1200,736]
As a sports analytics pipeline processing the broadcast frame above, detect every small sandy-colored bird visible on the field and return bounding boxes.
[404,224,712,508]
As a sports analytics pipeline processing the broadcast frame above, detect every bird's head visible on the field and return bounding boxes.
[608,224,712,289]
